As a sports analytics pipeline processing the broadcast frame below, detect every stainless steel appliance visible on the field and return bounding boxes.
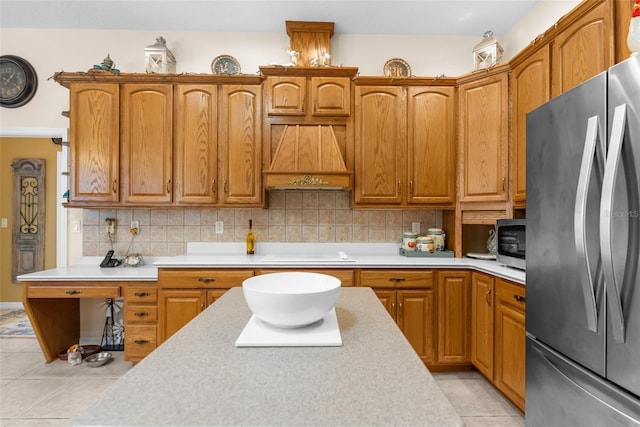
[526,55,640,425]
[496,219,526,270]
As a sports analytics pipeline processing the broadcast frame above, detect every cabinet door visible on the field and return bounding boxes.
[373,289,397,318]
[511,45,550,206]
[158,289,206,343]
[69,83,120,203]
[207,289,227,306]
[397,290,435,364]
[495,278,526,412]
[311,77,350,116]
[219,84,262,205]
[121,84,173,204]
[551,0,614,97]
[437,271,471,364]
[174,85,218,204]
[471,272,495,379]
[458,73,509,202]
[265,76,305,116]
[407,86,455,205]
[354,86,406,204]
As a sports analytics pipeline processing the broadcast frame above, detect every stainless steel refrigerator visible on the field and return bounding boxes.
[526,55,640,426]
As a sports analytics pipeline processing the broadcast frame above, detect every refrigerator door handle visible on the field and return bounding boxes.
[600,104,627,343]
[574,115,601,332]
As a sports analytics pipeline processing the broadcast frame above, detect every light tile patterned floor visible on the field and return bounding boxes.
[1,337,525,425]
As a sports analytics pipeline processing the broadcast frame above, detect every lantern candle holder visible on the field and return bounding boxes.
[472,30,504,71]
[145,36,176,74]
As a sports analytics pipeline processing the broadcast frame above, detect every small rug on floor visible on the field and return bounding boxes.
[0,309,35,337]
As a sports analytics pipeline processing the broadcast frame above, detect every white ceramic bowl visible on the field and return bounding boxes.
[242,272,341,328]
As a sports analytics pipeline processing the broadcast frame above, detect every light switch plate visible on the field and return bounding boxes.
[0,218,7,228]
[412,222,420,234]
[215,221,224,234]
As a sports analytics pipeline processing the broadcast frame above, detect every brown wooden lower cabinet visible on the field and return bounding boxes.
[471,271,495,379]
[157,269,255,344]
[374,288,435,364]
[361,270,435,365]
[436,270,472,368]
[123,284,158,363]
[469,273,526,413]
[494,278,526,412]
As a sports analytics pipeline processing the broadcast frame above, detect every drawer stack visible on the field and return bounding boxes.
[124,284,158,363]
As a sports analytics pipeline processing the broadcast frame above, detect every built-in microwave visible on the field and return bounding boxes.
[496,219,526,270]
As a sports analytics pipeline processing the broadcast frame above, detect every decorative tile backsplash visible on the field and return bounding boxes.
[82,190,443,256]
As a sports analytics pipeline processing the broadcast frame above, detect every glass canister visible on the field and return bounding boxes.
[427,228,446,251]
[416,236,434,253]
[402,232,418,251]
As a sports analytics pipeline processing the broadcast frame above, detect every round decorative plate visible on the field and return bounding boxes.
[383,58,411,78]
[211,55,241,75]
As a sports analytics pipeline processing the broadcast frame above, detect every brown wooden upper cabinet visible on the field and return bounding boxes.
[458,70,509,203]
[173,85,218,205]
[121,84,173,204]
[511,45,550,207]
[218,84,263,205]
[60,74,264,207]
[68,83,120,204]
[265,76,350,117]
[550,0,614,98]
[354,82,456,207]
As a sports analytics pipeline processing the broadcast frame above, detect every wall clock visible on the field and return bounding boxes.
[0,55,38,108]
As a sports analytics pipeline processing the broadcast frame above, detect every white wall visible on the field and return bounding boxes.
[0,1,582,130]
[502,0,582,57]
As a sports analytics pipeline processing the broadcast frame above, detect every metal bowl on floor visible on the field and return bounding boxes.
[85,352,112,367]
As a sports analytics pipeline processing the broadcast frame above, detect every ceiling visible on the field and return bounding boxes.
[0,0,541,36]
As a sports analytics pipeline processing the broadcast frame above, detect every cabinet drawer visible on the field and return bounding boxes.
[496,278,525,312]
[360,270,434,289]
[125,305,158,324]
[26,285,120,299]
[124,286,158,303]
[158,269,255,288]
[124,325,157,360]
[258,269,355,287]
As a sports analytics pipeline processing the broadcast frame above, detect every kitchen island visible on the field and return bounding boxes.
[68,287,463,426]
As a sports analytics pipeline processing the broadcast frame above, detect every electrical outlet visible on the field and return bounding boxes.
[215,221,224,234]
[412,222,420,234]
[131,221,139,233]
[105,218,116,235]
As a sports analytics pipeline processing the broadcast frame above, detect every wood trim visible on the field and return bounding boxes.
[54,72,264,88]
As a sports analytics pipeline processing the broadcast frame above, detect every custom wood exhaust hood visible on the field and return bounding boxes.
[261,21,356,190]
[263,124,353,190]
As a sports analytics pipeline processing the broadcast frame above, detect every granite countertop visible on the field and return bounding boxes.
[17,243,525,284]
[68,287,464,426]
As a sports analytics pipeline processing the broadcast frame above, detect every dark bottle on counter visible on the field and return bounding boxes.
[246,219,255,255]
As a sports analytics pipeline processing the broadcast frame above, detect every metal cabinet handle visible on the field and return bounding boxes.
[166,180,171,194]
[574,115,601,333]
[502,177,506,193]
[112,180,118,193]
[397,180,401,194]
[211,179,216,196]
[65,289,81,295]
[198,277,215,283]
[514,295,526,303]
[134,292,149,297]
[485,289,492,306]
[409,180,413,196]
[389,277,406,283]
[134,312,149,317]
[224,180,228,194]
[134,339,149,345]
